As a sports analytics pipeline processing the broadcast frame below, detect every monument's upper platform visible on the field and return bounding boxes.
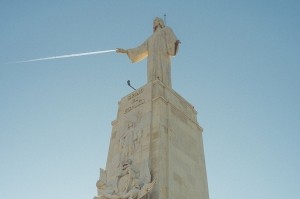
[114,80,200,130]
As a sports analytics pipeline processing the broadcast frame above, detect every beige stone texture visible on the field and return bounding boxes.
[99,80,209,199]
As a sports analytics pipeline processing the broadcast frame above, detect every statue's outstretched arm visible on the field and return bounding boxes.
[116,48,128,54]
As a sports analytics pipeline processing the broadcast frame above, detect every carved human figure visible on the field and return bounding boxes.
[122,179,141,199]
[113,159,138,195]
[122,178,157,199]
[95,160,156,199]
[117,17,180,87]
[119,121,142,163]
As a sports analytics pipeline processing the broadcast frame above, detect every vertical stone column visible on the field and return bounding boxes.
[149,81,209,199]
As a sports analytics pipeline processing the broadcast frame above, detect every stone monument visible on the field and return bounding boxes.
[94,17,209,199]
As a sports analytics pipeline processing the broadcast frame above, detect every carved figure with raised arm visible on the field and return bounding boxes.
[117,17,180,88]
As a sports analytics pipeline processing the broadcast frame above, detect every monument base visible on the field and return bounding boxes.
[96,80,209,199]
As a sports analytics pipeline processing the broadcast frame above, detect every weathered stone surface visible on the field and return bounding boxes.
[95,80,209,199]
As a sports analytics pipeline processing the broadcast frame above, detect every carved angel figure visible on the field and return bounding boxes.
[96,168,107,197]
[95,169,121,199]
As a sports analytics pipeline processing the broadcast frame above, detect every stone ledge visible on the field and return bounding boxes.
[111,119,118,125]
[152,96,203,131]
[153,80,198,115]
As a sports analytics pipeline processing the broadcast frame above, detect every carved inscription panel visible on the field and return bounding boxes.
[124,88,145,114]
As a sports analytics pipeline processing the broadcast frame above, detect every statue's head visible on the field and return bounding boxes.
[153,17,165,32]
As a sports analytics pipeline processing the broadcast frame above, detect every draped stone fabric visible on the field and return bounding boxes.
[120,127,139,162]
[126,26,179,88]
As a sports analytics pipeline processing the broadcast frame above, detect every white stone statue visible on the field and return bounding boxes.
[117,17,180,88]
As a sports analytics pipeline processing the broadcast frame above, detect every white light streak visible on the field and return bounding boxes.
[3,49,116,65]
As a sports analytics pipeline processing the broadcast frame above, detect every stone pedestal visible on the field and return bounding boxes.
[97,80,209,199]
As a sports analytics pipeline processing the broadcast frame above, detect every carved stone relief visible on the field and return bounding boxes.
[94,158,156,199]
[119,111,143,165]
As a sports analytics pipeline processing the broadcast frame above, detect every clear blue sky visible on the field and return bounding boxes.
[1,1,299,199]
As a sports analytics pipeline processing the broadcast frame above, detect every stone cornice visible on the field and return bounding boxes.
[153,80,198,115]
[152,96,203,131]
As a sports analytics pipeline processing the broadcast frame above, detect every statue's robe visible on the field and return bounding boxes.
[120,128,139,162]
[126,26,179,87]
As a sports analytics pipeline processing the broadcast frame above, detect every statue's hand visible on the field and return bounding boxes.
[116,48,128,54]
